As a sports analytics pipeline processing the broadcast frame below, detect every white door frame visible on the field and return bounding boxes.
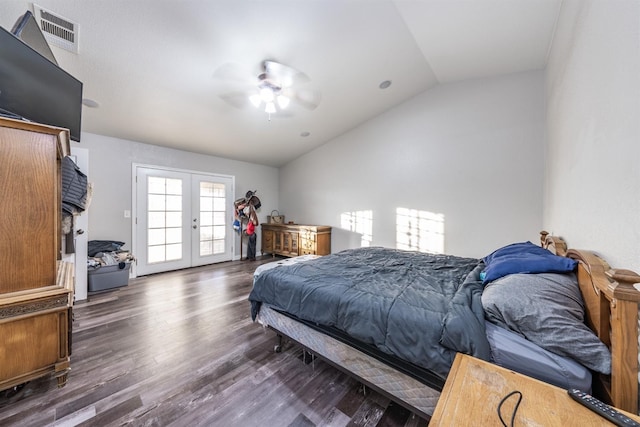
[131,163,235,278]
[61,147,89,301]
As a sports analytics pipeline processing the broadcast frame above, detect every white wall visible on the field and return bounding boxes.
[76,133,279,259]
[280,71,545,258]
[545,0,640,272]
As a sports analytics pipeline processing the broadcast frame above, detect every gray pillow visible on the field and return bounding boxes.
[481,272,611,374]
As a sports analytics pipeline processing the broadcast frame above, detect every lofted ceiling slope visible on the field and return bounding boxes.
[0,0,562,167]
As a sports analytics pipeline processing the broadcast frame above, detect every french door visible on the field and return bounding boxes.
[135,166,234,276]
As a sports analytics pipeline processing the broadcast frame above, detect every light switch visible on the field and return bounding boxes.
[124,210,131,218]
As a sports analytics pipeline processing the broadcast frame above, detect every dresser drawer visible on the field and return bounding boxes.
[300,238,316,251]
[300,229,316,241]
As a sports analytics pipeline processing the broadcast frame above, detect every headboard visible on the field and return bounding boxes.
[540,231,640,413]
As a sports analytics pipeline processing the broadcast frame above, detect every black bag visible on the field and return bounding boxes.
[88,240,125,257]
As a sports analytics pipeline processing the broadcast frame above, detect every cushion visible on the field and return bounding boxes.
[482,272,611,374]
[481,241,577,284]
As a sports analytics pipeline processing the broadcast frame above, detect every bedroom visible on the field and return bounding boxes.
[0,0,639,425]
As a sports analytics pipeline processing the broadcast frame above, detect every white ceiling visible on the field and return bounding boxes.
[0,0,562,167]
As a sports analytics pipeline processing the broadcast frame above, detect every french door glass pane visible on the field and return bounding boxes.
[200,226,213,240]
[148,194,166,211]
[200,241,213,255]
[213,240,225,253]
[166,244,182,261]
[201,213,213,226]
[199,182,226,256]
[167,212,181,227]
[200,197,213,211]
[148,212,165,228]
[166,227,182,244]
[147,177,183,264]
[148,228,166,245]
[213,225,225,239]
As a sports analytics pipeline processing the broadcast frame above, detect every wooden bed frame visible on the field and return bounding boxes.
[256,231,640,416]
[540,231,640,414]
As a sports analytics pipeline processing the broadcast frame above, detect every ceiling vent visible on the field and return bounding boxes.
[32,4,78,54]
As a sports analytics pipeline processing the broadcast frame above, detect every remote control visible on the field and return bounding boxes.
[567,389,640,426]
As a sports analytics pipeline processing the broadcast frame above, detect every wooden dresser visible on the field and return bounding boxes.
[261,223,331,257]
[0,117,74,391]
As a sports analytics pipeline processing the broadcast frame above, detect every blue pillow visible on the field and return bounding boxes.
[482,241,577,284]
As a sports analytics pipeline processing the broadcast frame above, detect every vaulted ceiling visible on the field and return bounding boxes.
[0,0,562,167]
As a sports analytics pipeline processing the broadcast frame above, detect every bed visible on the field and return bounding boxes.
[248,231,640,417]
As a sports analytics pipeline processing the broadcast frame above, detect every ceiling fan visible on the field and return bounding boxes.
[215,60,321,119]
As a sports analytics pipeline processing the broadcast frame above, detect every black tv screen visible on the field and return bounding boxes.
[0,22,82,141]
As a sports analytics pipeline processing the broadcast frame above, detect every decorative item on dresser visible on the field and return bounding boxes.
[267,210,285,224]
[0,117,74,392]
[261,223,331,257]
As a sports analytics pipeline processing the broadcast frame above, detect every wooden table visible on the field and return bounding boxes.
[430,353,640,426]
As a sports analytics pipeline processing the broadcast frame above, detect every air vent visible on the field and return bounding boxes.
[32,4,78,54]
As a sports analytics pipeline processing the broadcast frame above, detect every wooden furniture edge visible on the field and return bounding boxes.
[541,231,639,414]
[0,262,73,306]
[430,352,463,423]
[431,353,640,425]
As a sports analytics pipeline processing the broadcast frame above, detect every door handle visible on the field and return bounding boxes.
[192,225,198,229]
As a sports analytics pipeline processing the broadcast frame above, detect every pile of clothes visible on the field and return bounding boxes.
[87,240,135,269]
[233,190,261,236]
[233,190,261,261]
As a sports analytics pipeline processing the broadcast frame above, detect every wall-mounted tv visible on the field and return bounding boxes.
[0,13,82,141]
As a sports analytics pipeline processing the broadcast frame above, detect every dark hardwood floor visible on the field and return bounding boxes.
[0,257,430,427]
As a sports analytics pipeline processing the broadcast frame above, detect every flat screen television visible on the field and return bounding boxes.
[0,14,82,141]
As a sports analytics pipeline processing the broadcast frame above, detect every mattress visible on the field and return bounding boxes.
[484,321,592,391]
[250,247,489,379]
[252,256,592,394]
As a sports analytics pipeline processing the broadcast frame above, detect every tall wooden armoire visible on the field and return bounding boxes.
[0,117,74,391]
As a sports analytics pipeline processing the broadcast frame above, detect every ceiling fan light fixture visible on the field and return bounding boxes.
[277,95,290,109]
[226,59,319,119]
[260,87,274,103]
[265,102,277,114]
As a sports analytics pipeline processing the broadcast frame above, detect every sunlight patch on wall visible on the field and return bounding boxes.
[340,210,373,247]
[396,207,444,254]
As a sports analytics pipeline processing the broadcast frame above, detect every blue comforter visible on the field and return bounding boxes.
[249,247,491,379]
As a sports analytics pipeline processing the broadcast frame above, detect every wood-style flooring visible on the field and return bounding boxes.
[0,257,430,427]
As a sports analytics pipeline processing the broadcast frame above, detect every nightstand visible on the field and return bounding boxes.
[430,353,640,426]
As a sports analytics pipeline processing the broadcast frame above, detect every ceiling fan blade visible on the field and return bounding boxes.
[263,60,311,87]
[291,88,321,110]
[213,62,256,85]
[219,91,252,109]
